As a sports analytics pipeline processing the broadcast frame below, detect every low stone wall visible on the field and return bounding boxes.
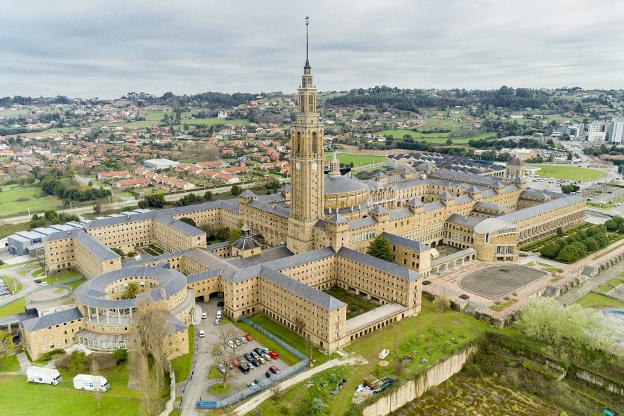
[362,346,477,416]
[573,368,624,396]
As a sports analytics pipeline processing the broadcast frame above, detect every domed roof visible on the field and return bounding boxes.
[324,174,369,195]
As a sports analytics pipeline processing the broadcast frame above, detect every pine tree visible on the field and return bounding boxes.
[367,235,394,262]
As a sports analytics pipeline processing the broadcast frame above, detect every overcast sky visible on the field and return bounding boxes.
[1,0,623,98]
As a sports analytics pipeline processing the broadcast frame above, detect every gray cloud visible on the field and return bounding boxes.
[0,0,622,98]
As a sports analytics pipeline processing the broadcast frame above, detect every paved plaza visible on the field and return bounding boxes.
[459,265,547,299]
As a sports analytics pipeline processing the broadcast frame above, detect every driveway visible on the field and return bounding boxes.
[0,260,41,309]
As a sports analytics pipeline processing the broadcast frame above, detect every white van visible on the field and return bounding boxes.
[73,374,110,392]
[26,366,62,385]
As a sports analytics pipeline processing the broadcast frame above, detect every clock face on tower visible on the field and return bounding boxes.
[295,162,301,170]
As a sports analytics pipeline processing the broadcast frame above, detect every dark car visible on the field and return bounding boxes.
[217,300,225,307]
[34,279,42,283]
[265,371,272,378]
[238,363,251,374]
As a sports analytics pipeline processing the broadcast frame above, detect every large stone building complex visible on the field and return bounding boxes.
[27,40,584,358]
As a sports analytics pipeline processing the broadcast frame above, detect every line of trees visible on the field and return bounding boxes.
[40,177,110,202]
[540,224,613,262]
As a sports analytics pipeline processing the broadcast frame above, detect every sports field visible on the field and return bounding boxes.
[0,186,63,217]
[529,164,606,182]
[123,110,249,128]
[325,152,386,166]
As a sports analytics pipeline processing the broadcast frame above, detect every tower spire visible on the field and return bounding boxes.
[304,16,310,69]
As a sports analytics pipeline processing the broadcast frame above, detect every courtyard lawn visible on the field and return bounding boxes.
[576,292,624,309]
[67,278,87,290]
[171,325,195,382]
[324,286,378,319]
[0,185,63,217]
[529,164,606,182]
[324,152,386,167]
[0,354,20,372]
[0,298,25,317]
[0,364,142,416]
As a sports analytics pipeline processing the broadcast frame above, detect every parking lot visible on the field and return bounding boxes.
[181,298,291,414]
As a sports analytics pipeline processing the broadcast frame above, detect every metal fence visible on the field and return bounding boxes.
[210,317,309,408]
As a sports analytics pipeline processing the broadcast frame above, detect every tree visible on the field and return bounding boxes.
[446,138,453,145]
[367,235,394,262]
[129,301,170,416]
[230,184,242,196]
[90,357,102,409]
[121,282,140,299]
[0,329,15,362]
[540,242,560,258]
[205,191,213,201]
[67,350,88,373]
[432,294,451,335]
[138,193,165,209]
[216,326,240,384]
[583,237,598,252]
[556,245,579,262]
[605,219,618,232]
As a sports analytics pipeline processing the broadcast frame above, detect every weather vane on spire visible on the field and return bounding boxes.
[305,15,310,68]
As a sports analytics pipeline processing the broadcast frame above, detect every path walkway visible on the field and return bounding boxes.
[0,261,41,308]
[233,354,366,416]
[557,260,624,306]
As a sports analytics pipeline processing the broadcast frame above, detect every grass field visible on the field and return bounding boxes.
[171,325,195,382]
[254,298,496,416]
[529,164,606,182]
[324,152,386,167]
[1,275,23,294]
[0,364,142,416]
[576,292,624,308]
[42,270,81,284]
[0,222,30,239]
[0,185,63,217]
[123,109,249,128]
[0,354,20,372]
[378,129,496,145]
[0,297,25,317]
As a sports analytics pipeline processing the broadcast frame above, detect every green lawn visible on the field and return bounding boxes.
[324,152,386,167]
[181,118,249,126]
[0,354,20,372]
[0,363,142,416]
[0,222,30,239]
[323,286,378,319]
[67,278,87,290]
[529,164,607,182]
[0,297,25,317]
[576,292,624,309]
[122,109,249,128]
[1,275,23,294]
[0,186,63,217]
[171,325,195,382]
[377,129,496,145]
[42,270,81,284]
[207,365,221,379]
[252,298,496,416]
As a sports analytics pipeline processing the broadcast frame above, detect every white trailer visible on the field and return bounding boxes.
[72,374,110,392]
[26,366,62,385]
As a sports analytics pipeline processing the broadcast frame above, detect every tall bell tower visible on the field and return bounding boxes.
[287,16,324,254]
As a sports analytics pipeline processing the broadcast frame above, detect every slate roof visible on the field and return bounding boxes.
[337,247,420,281]
[21,307,83,332]
[72,230,119,261]
[381,232,430,252]
[446,214,483,228]
[324,175,368,194]
[258,266,346,311]
[496,194,584,223]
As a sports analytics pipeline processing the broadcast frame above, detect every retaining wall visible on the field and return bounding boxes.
[362,346,477,416]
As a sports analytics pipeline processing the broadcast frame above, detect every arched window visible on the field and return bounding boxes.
[312,133,319,153]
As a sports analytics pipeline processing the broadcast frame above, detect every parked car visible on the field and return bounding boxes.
[265,371,272,378]
[199,330,205,338]
[244,333,253,341]
[268,351,278,360]
[216,310,222,319]
[214,319,220,325]
[40,282,48,287]
[217,300,225,307]
[217,364,226,374]
[34,279,42,284]
[235,338,241,346]
[202,312,207,319]
[261,353,271,361]
[269,366,280,374]
[228,340,235,349]
[238,363,251,374]
[239,336,248,344]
